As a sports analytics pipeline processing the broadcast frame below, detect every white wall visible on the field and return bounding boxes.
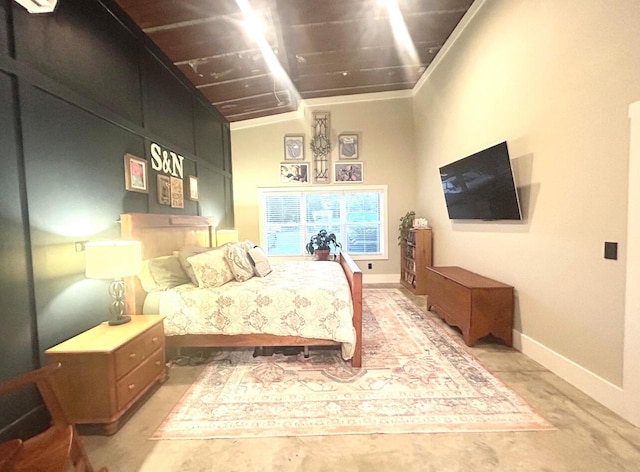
[413,0,640,398]
[231,95,417,278]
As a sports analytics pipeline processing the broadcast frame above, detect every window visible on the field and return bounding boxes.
[259,186,387,259]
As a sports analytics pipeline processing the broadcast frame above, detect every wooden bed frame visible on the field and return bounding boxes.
[120,213,362,367]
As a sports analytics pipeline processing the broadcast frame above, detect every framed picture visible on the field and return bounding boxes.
[338,134,359,160]
[157,174,171,205]
[334,162,363,183]
[123,154,149,193]
[188,175,199,201]
[280,162,309,183]
[170,176,184,208]
[284,135,305,160]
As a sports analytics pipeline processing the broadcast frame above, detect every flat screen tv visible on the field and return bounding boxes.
[439,141,522,221]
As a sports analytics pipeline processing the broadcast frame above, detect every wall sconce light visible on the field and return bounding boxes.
[216,229,239,246]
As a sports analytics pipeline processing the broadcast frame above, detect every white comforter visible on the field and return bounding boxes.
[156,261,356,359]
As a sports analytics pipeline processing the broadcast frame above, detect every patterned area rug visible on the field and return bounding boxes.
[152,288,553,439]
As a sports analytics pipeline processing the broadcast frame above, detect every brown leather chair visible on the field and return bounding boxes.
[0,363,107,472]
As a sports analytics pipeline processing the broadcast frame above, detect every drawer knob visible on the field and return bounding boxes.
[128,383,135,390]
[151,336,159,343]
[129,353,137,359]
[155,360,161,366]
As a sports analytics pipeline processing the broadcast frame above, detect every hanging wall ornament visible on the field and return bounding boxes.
[310,111,331,183]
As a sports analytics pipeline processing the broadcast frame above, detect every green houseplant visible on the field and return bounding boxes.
[306,229,342,260]
[398,210,416,245]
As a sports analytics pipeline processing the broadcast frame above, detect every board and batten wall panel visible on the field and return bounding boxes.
[13,0,143,125]
[0,0,232,438]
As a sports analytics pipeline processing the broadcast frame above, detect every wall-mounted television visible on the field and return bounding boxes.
[439,141,522,221]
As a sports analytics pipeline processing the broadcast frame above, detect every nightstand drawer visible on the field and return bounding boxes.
[144,323,165,355]
[116,348,165,411]
[114,323,164,378]
[114,334,146,379]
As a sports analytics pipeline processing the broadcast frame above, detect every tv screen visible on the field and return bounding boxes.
[439,141,522,220]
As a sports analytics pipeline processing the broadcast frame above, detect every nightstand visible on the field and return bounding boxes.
[45,315,167,435]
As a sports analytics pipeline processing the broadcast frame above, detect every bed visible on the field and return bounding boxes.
[120,213,362,367]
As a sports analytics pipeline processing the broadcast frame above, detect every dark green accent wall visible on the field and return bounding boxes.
[0,0,233,440]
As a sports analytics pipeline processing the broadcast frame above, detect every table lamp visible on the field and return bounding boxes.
[85,240,142,326]
[216,229,239,246]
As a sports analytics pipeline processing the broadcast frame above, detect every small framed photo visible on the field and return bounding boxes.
[157,174,171,205]
[338,134,359,160]
[188,175,199,201]
[124,154,149,193]
[280,162,309,183]
[284,135,305,160]
[170,176,184,208]
[334,162,363,183]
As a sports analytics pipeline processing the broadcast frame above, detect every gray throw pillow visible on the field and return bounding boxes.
[247,246,272,277]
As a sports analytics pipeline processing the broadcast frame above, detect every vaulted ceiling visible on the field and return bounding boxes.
[115,0,474,122]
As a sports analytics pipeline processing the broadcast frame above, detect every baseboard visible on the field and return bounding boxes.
[363,273,400,284]
[513,330,626,420]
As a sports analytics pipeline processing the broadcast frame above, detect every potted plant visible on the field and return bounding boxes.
[306,229,342,261]
[398,210,416,245]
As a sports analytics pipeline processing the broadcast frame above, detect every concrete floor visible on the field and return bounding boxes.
[82,287,640,471]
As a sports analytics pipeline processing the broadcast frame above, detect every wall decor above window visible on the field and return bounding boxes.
[284,135,305,160]
[280,163,309,184]
[338,134,359,160]
[334,162,363,183]
[310,111,331,183]
[124,153,149,193]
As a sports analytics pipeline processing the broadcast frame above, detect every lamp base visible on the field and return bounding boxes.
[108,315,131,326]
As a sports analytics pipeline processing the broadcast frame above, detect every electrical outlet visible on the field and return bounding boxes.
[74,241,87,252]
[604,241,618,260]
[367,263,373,270]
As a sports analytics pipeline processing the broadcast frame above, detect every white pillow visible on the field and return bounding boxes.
[225,243,254,282]
[247,246,272,277]
[187,248,234,288]
[178,245,212,285]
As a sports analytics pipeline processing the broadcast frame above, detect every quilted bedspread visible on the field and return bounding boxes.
[158,261,356,359]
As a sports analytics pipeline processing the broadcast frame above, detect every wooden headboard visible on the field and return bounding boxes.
[120,213,215,315]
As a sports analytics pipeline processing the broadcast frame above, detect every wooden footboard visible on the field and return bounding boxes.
[120,213,363,368]
[339,252,362,367]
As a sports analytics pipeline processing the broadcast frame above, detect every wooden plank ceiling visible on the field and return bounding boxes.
[115,0,474,122]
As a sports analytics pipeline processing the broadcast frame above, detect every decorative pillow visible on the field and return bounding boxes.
[148,255,190,288]
[178,245,212,285]
[138,260,161,293]
[225,243,254,282]
[247,246,272,277]
[138,255,190,292]
[187,248,235,288]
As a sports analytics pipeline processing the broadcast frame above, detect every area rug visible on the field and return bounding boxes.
[152,288,553,439]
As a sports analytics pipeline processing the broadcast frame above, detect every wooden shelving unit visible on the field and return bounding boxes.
[400,228,433,295]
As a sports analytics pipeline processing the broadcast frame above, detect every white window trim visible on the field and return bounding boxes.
[258,184,388,261]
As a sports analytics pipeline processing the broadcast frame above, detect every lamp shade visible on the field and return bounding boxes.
[85,240,142,279]
[216,229,239,246]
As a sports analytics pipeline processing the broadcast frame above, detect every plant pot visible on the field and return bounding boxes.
[314,249,331,261]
